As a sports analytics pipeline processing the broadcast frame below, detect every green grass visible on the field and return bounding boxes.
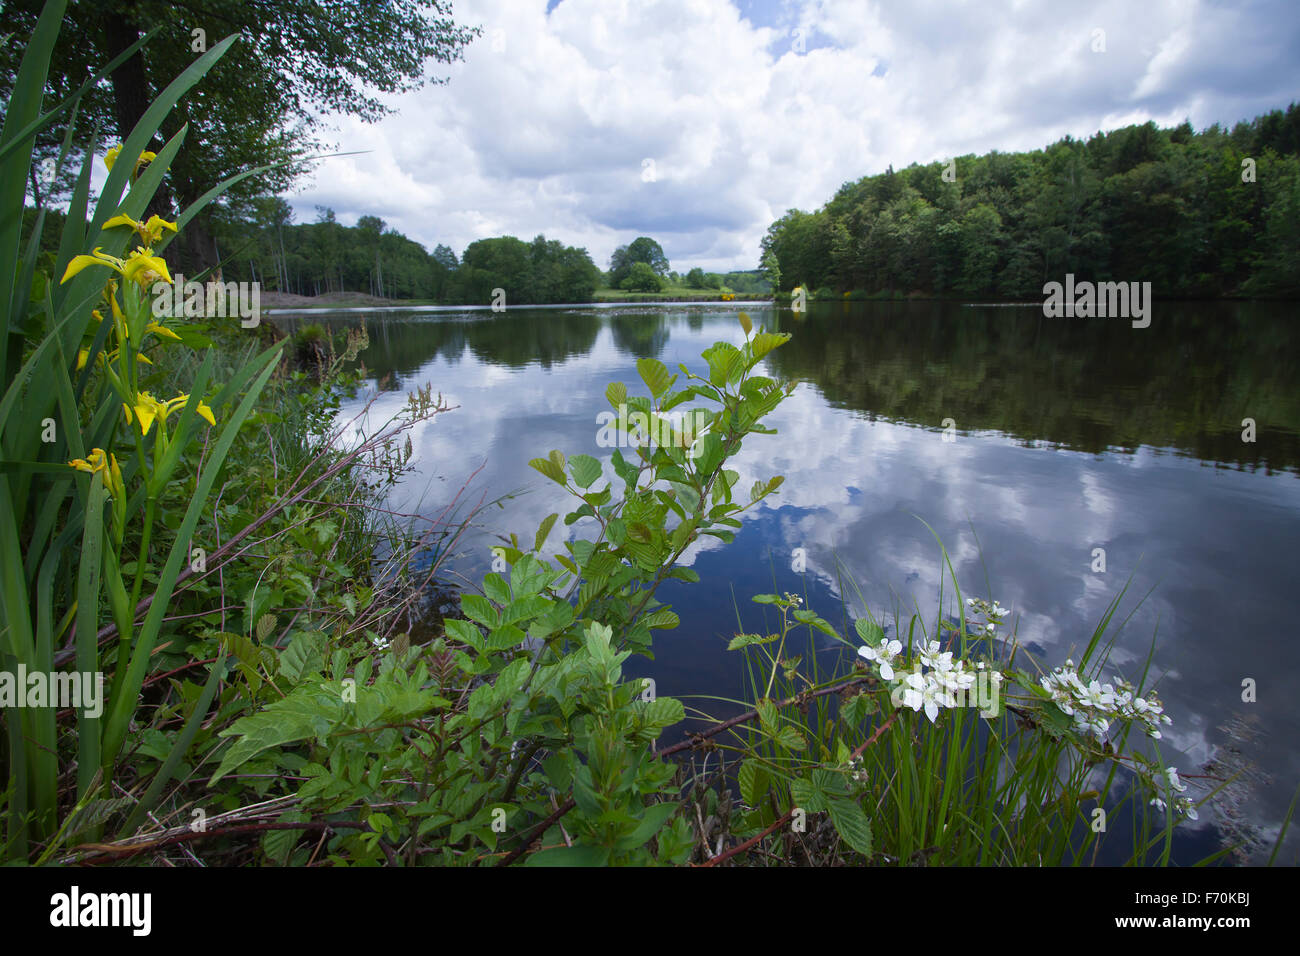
[593,285,771,301]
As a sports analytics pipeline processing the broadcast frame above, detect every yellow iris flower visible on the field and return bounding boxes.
[61,246,173,288]
[69,448,125,501]
[102,213,178,247]
[144,321,181,341]
[104,145,157,178]
[123,391,216,435]
[69,447,111,474]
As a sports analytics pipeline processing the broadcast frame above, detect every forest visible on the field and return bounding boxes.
[761,105,1300,299]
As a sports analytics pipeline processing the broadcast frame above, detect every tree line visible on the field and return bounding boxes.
[205,205,605,304]
[205,216,770,303]
[762,104,1300,299]
[2,0,479,276]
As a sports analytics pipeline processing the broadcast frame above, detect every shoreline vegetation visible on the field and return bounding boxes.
[3,3,1293,868]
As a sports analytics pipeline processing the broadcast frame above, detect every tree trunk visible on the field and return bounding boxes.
[101,13,175,222]
[102,10,223,277]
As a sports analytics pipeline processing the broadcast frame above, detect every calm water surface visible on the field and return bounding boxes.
[272,300,1300,864]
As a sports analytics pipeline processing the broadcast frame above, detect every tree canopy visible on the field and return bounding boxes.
[609,236,669,286]
[205,214,602,304]
[1,0,479,273]
[762,105,1300,298]
[619,261,663,292]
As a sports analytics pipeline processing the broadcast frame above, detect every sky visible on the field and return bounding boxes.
[285,0,1300,274]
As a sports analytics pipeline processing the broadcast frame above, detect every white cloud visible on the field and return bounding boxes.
[286,0,1300,273]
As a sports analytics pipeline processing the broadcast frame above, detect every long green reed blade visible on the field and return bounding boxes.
[0,25,160,166]
[0,0,68,375]
[100,345,280,771]
[75,471,107,799]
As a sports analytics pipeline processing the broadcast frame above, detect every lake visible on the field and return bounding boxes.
[270,299,1300,864]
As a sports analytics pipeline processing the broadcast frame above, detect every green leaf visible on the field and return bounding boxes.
[614,802,678,851]
[738,759,769,806]
[524,845,611,866]
[750,331,790,362]
[854,618,885,645]
[529,456,566,485]
[483,572,511,607]
[1037,700,1073,739]
[738,311,752,335]
[774,725,806,751]
[462,594,498,627]
[669,481,700,513]
[606,381,628,408]
[790,776,827,813]
[279,631,326,683]
[209,683,343,783]
[642,696,685,728]
[702,341,742,386]
[568,453,602,489]
[827,798,873,857]
[636,357,675,398]
[534,512,559,551]
[443,618,484,652]
[641,607,680,630]
[727,632,777,650]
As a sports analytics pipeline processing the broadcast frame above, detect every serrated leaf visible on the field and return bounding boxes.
[569,453,602,489]
[774,725,805,751]
[462,593,498,627]
[854,618,885,645]
[827,797,873,857]
[738,759,768,806]
[606,381,627,408]
[727,632,777,650]
[641,607,680,630]
[279,631,326,682]
[642,696,685,728]
[529,456,566,484]
[535,512,559,551]
[790,776,826,813]
[444,618,484,652]
[738,311,752,335]
[669,481,699,513]
[210,683,343,783]
[256,613,277,642]
[483,572,511,606]
[1037,700,1073,739]
[636,357,675,398]
[750,331,790,362]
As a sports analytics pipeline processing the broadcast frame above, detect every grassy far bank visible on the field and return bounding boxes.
[256,288,775,310]
[593,284,770,302]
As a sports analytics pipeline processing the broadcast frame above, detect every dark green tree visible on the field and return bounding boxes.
[609,236,669,286]
[0,0,479,274]
[620,261,663,292]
